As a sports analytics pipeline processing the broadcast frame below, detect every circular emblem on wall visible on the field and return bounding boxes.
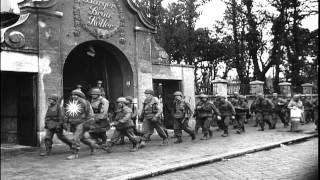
[74,0,125,42]
[4,31,26,49]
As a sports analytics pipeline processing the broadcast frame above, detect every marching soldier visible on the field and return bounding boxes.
[118,96,144,144]
[63,89,99,160]
[139,89,169,147]
[270,93,288,128]
[215,94,235,137]
[125,96,144,136]
[88,88,110,146]
[172,91,196,143]
[302,96,314,124]
[40,94,73,156]
[313,98,318,131]
[106,97,141,152]
[230,92,240,128]
[234,95,249,134]
[195,93,221,140]
[251,93,274,131]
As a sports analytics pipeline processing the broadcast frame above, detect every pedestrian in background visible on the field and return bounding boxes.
[288,94,304,132]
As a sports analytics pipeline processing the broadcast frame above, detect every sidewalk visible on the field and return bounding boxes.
[1,122,318,180]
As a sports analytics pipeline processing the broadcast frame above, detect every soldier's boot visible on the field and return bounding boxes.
[191,133,196,141]
[258,126,265,131]
[40,147,51,156]
[221,130,229,137]
[236,128,242,134]
[160,138,169,146]
[174,136,183,144]
[129,143,139,152]
[119,137,125,145]
[90,144,99,155]
[66,150,79,160]
[200,133,209,140]
[195,127,199,135]
[139,141,147,148]
[208,130,213,138]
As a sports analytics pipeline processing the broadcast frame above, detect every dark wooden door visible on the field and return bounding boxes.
[17,73,38,146]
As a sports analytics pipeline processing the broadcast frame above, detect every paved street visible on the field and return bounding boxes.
[148,138,318,180]
[1,121,318,180]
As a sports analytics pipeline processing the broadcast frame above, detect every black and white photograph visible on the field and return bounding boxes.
[1,0,318,179]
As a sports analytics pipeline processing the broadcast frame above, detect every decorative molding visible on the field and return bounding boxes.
[18,0,58,9]
[1,13,30,43]
[126,0,156,33]
[5,31,26,49]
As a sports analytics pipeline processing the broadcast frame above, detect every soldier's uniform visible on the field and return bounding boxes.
[193,100,204,134]
[302,97,314,124]
[64,90,99,160]
[172,91,196,143]
[40,94,73,156]
[251,94,274,131]
[195,94,221,140]
[313,98,318,130]
[234,95,249,134]
[270,94,288,128]
[216,95,235,137]
[139,89,168,146]
[88,88,110,146]
[106,97,141,152]
[126,96,144,136]
[230,94,240,128]
[96,80,106,97]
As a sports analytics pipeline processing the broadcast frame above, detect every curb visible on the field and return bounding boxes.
[110,133,318,180]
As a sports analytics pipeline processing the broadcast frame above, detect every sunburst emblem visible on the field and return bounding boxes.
[66,100,81,117]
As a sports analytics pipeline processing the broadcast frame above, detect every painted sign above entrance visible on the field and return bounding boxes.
[74,0,126,43]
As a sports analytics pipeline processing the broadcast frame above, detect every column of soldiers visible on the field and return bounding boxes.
[40,84,319,160]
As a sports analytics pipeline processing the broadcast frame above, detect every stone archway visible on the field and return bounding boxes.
[63,40,133,104]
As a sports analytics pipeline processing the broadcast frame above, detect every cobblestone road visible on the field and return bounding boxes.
[1,122,318,180]
[148,138,318,180]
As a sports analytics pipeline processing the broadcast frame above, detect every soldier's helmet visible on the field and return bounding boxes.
[117,97,128,104]
[89,88,101,96]
[256,93,264,99]
[48,94,59,101]
[199,93,208,99]
[71,89,86,98]
[217,94,226,99]
[144,89,154,95]
[125,96,133,103]
[97,80,103,84]
[173,91,183,97]
[76,84,82,88]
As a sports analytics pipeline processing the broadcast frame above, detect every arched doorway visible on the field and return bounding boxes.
[63,40,134,105]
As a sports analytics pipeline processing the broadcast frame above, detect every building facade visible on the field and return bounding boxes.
[1,0,195,147]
